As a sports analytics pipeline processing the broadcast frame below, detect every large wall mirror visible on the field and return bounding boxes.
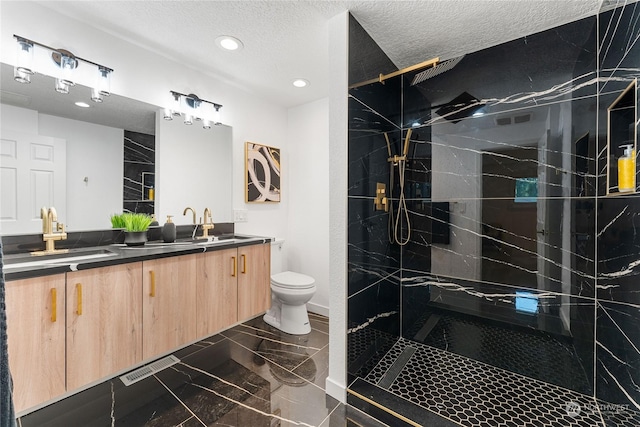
[0,62,233,235]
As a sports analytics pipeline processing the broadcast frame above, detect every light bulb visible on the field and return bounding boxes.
[15,39,34,75]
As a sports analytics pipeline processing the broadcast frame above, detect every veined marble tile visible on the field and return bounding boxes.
[597,195,640,305]
[220,316,328,372]
[349,76,402,133]
[396,197,596,297]
[599,2,640,94]
[596,301,640,413]
[348,197,400,273]
[308,312,330,335]
[406,17,597,127]
[348,262,399,297]
[172,337,338,427]
[348,271,400,333]
[19,368,192,427]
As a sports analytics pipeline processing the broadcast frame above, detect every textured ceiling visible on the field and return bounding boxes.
[35,0,604,109]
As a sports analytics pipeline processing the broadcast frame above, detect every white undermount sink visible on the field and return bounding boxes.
[132,235,249,249]
[3,248,118,271]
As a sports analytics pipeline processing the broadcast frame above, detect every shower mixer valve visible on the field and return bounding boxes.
[375,182,388,212]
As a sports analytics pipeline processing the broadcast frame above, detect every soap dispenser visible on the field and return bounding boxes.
[162,215,176,243]
[618,144,636,192]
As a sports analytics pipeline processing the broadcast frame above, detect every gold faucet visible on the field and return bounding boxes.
[200,207,214,238]
[33,206,68,255]
[183,206,196,224]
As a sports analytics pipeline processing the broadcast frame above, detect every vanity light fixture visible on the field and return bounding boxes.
[13,35,113,102]
[14,37,34,83]
[165,91,223,129]
[215,35,244,51]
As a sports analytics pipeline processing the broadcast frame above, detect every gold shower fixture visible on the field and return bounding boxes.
[350,57,439,89]
[374,182,388,212]
[385,128,413,164]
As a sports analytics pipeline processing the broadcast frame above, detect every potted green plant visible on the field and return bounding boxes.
[111,213,153,246]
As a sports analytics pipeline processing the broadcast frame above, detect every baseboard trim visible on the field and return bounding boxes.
[325,376,347,403]
[307,302,329,317]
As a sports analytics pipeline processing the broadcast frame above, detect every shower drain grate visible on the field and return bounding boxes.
[120,355,180,386]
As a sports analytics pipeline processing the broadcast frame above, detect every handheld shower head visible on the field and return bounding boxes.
[403,128,413,157]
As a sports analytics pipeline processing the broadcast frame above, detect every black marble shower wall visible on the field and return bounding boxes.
[347,15,402,382]
[400,15,600,397]
[596,2,640,413]
[123,130,155,215]
[348,1,640,418]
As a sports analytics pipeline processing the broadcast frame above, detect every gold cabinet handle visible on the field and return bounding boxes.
[51,288,57,323]
[76,283,82,315]
[150,270,156,297]
[231,256,237,277]
[241,254,247,274]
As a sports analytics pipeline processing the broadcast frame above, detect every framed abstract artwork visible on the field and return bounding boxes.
[245,141,281,203]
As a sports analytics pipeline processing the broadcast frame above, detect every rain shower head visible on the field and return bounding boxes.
[411,55,465,86]
[435,91,484,123]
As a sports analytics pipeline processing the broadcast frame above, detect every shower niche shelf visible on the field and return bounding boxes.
[606,79,638,196]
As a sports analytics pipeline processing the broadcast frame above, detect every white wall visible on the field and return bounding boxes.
[326,11,349,403]
[156,116,233,225]
[39,114,123,231]
[0,1,289,240]
[286,98,330,315]
[1,104,122,231]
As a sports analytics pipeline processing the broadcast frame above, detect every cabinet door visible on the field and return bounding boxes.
[142,255,197,359]
[237,243,271,321]
[6,274,66,413]
[196,248,238,338]
[66,263,143,390]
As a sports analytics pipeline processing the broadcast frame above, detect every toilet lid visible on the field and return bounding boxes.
[271,271,315,289]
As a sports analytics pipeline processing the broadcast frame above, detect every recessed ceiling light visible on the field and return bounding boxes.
[215,35,243,51]
[292,79,309,88]
[75,102,90,108]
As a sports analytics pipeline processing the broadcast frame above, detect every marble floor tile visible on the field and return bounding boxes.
[221,316,329,371]
[18,314,351,427]
[294,344,330,390]
[309,312,330,334]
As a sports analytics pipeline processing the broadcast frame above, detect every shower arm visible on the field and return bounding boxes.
[349,57,440,89]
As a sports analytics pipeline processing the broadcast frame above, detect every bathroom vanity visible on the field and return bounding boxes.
[3,236,271,414]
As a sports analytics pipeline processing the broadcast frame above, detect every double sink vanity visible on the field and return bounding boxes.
[3,231,272,415]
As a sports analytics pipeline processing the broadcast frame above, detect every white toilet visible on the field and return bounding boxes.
[263,239,316,335]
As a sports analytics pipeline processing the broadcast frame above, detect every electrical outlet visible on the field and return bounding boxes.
[234,209,248,222]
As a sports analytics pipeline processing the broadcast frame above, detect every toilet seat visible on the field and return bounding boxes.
[271,271,315,290]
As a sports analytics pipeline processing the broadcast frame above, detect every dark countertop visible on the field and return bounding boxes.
[2,234,272,281]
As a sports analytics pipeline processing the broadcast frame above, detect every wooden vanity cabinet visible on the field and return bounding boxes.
[142,255,197,359]
[6,241,270,414]
[196,248,238,338]
[237,243,271,321]
[66,263,143,390]
[5,274,66,413]
[196,243,271,338]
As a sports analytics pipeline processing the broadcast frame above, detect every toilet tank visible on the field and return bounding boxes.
[271,238,285,274]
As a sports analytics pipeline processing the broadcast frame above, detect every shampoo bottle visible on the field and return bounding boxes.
[162,215,176,243]
[618,144,636,192]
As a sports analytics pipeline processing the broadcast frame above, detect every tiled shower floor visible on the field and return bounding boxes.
[18,313,385,427]
[359,338,640,427]
[409,311,593,394]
